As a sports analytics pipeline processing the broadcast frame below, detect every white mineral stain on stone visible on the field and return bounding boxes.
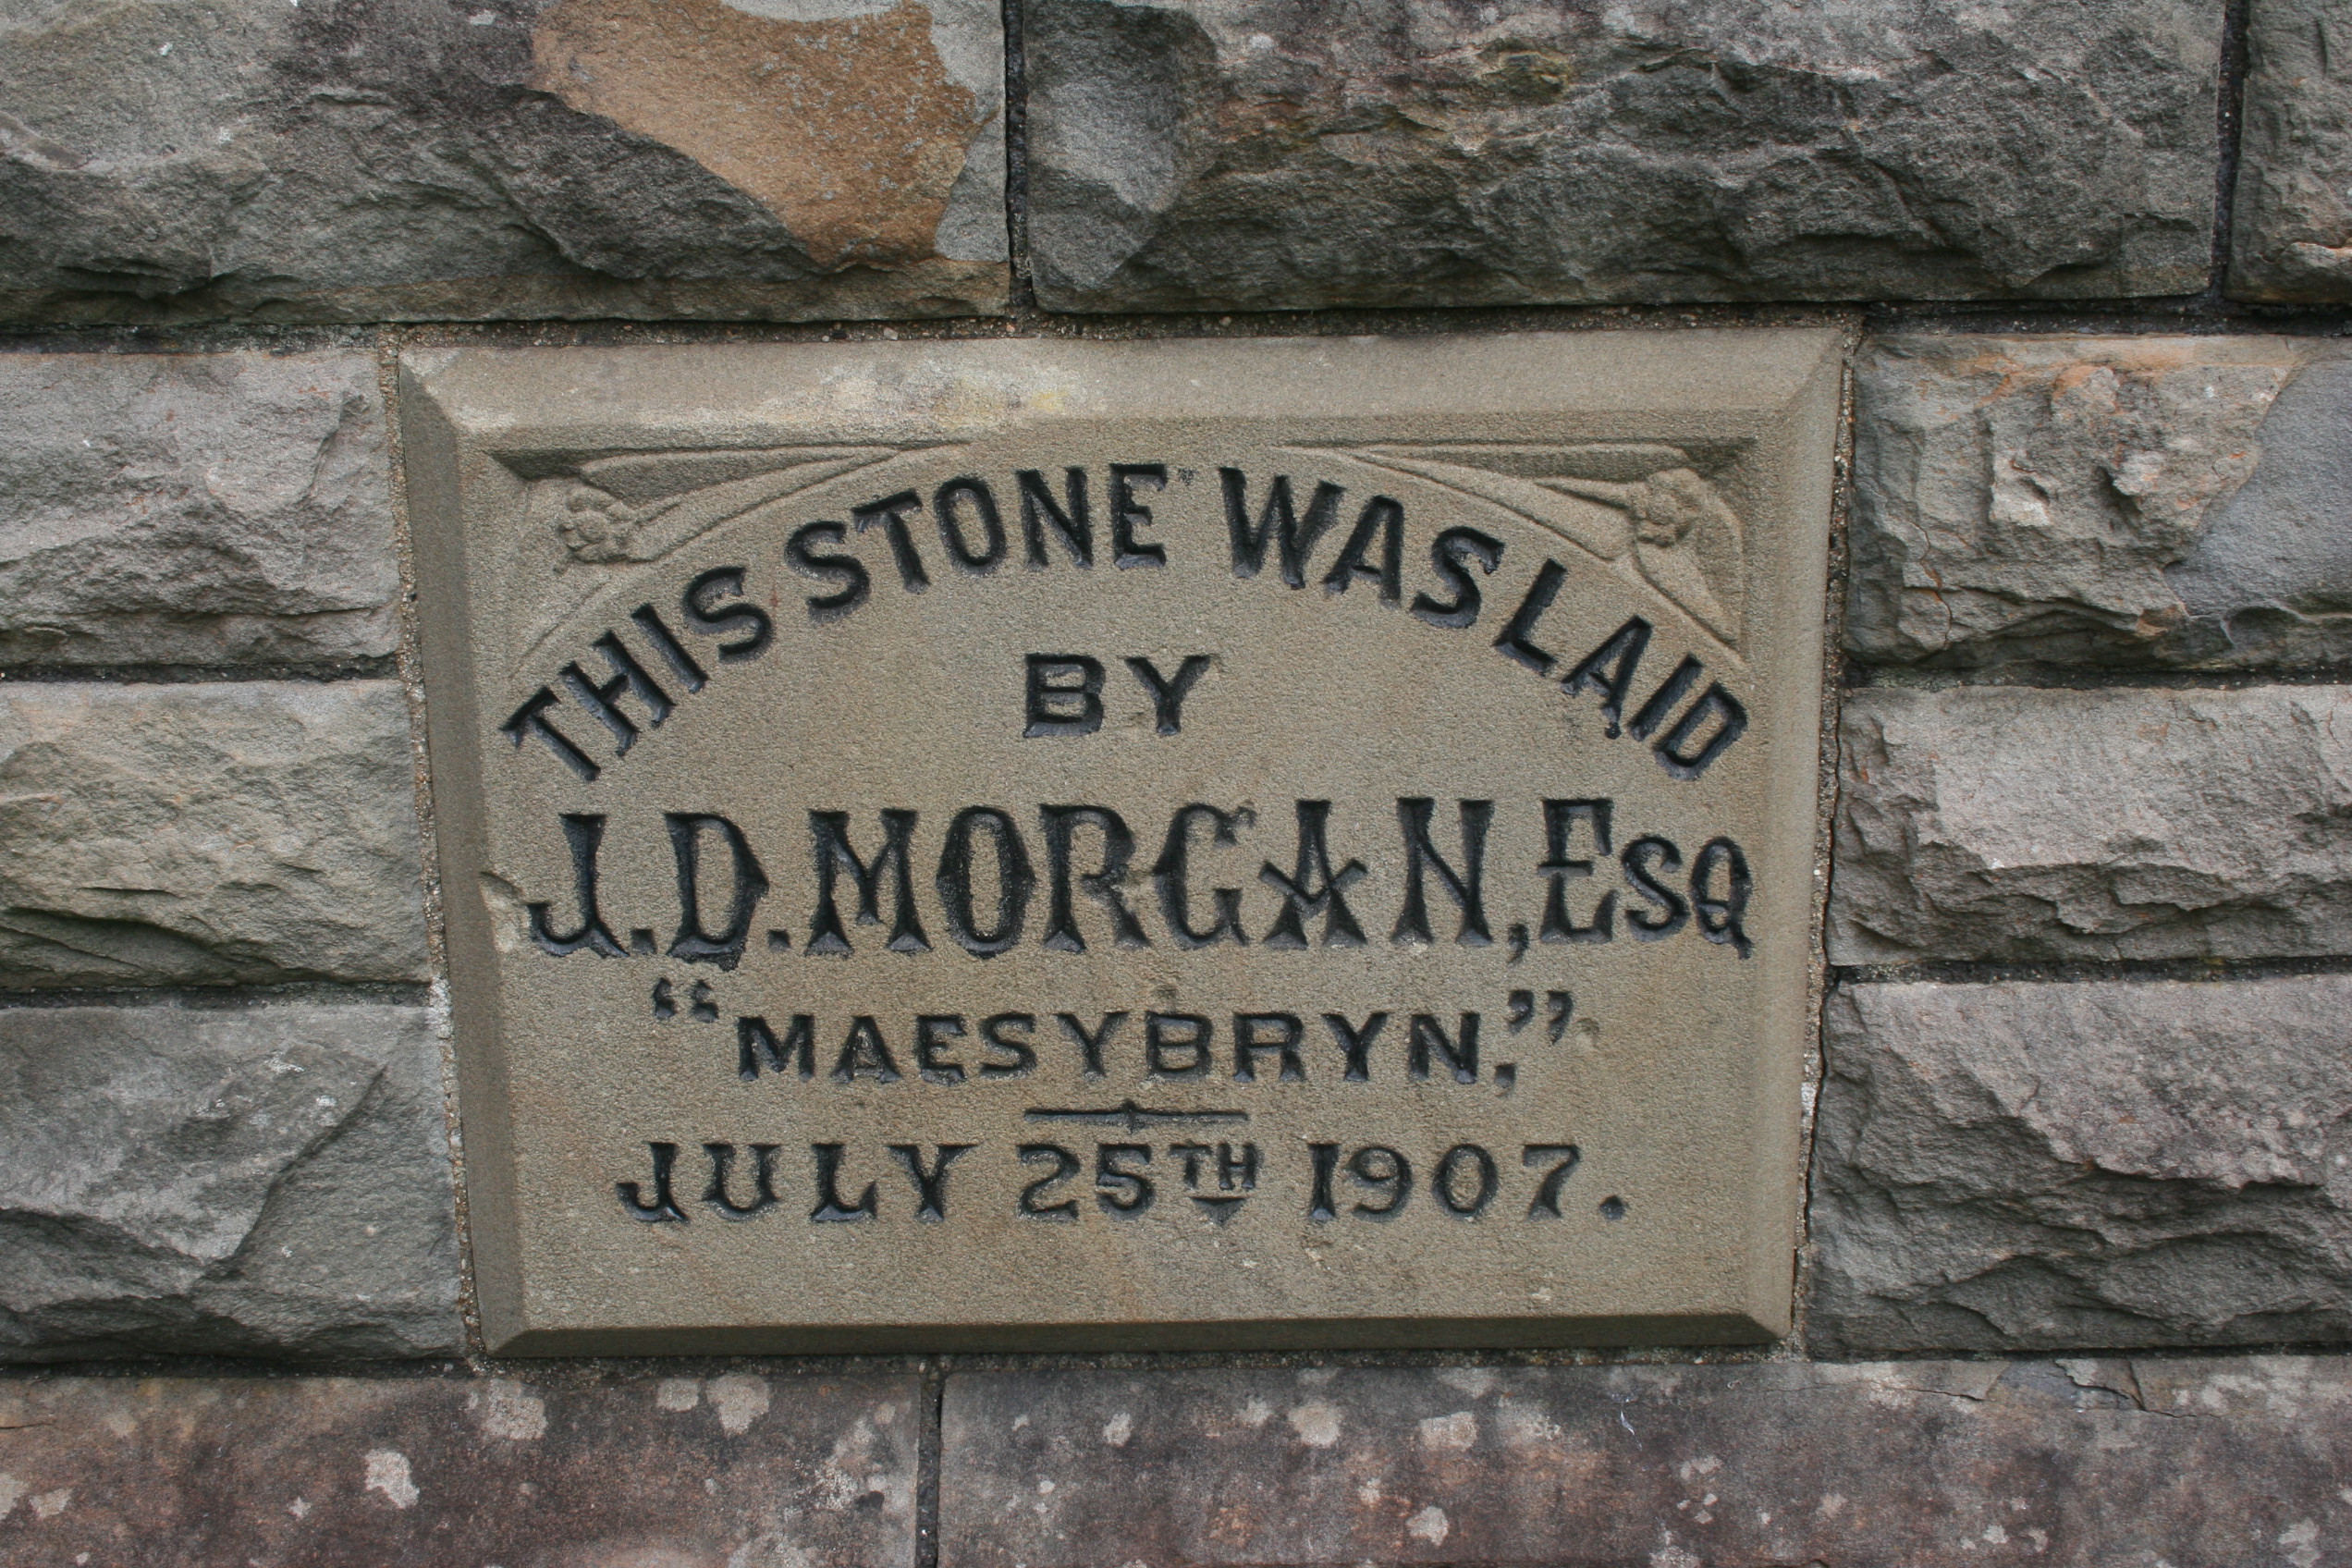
[1650,1550,1700,1568]
[1437,1367,1496,1399]
[1417,1412,1477,1451]
[288,1498,310,1519]
[1239,1399,1273,1427]
[1498,1402,1564,1448]
[709,1374,772,1435]
[1406,1505,1449,1545]
[475,1379,547,1440]
[656,1378,702,1412]
[1358,1477,1382,1505]
[1287,1402,1341,1448]
[1983,1524,2009,1545]
[0,1475,22,1522]
[1819,1493,1847,1519]
[1102,1412,1133,1446]
[29,1487,69,1520]
[101,1410,135,1439]
[363,1450,418,1509]
[2281,1520,2321,1568]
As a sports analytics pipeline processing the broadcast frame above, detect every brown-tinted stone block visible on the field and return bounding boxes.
[0,1367,919,1567]
[0,0,1004,325]
[941,1359,2352,1568]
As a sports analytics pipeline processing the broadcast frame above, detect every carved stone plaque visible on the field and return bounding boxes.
[403,331,1838,1353]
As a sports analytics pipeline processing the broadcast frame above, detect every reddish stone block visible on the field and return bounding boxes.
[941,1358,2352,1568]
[0,1367,917,1567]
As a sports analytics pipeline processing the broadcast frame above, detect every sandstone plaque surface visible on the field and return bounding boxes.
[402,331,1837,1353]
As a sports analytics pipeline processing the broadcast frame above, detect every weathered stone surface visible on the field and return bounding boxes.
[0,0,1005,324]
[1810,977,2352,1355]
[1849,336,2352,670]
[405,331,1838,1354]
[2230,0,2352,301]
[0,351,398,668]
[1831,685,2352,964]
[0,1367,918,1563]
[1023,0,2217,312]
[0,681,429,986]
[0,1004,460,1360]
[941,1357,2352,1567]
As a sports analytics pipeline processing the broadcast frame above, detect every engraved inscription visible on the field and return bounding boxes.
[411,332,1834,1353]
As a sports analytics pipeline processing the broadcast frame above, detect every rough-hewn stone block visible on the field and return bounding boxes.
[1023,0,2217,312]
[0,351,398,668]
[1831,685,2352,964]
[1810,977,2352,1355]
[0,680,429,986]
[0,1003,460,1360]
[941,1358,2352,1567]
[1849,337,2352,670]
[2230,0,2352,301]
[0,1366,918,1563]
[0,0,1005,324]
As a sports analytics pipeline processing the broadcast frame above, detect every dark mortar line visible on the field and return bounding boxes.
[1845,663,2352,693]
[0,657,401,685]
[0,323,382,356]
[16,1339,2352,1383]
[2213,0,2257,300]
[1834,955,2352,988]
[0,981,435,1011]
[998,0,1035,312]
[1860,299,2352,337]
[6,297,2352,354]
[916,1358,946,1568]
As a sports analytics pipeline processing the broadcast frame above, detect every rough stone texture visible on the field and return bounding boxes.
[2230,0,2352,301]
[0,351,399,668]
[0,1004,460,1361]
[1849,336,2352,671]
[1023,0,2217,313]
[1831,684,2352,964]
[0,0,1005,324]
[0,680,429,986]
[1810,977,2352,1356]
[0,1367,919,1564]
[942,1358,2352,1567]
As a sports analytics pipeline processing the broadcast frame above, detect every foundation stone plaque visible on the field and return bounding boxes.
[404,330,1838,1353]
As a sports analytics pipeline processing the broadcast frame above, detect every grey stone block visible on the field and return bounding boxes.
[1809,977,2352,1355]
[0,0,1005,324]
[1831,684,2352,964]
[0,680,429,986]
[0,1367,918,1564]
[2231,0,2352,301]
[0,351,398,668]
[1849,336,2352,670]
[0,1003,461,1360]
[942,1358,2352,1567]
[1023,0,2218,313]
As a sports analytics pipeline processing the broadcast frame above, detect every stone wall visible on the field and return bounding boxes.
[5,1,2352,1563]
